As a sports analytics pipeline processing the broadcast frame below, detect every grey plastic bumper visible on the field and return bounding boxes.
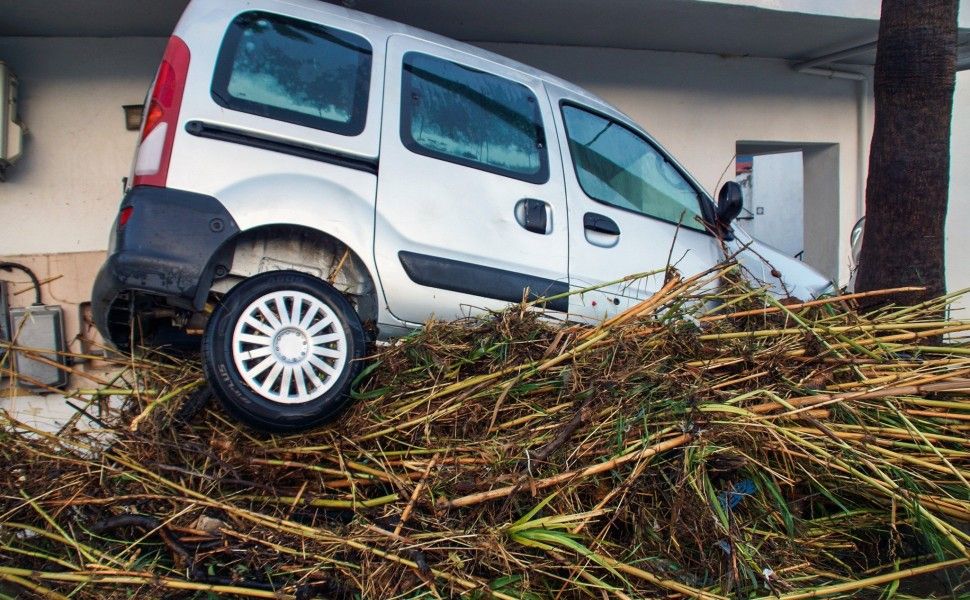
[91,186,239,348]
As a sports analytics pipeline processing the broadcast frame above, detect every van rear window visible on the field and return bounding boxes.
[212,11,372,136]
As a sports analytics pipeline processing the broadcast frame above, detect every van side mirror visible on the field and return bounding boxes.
[716,181,744,225]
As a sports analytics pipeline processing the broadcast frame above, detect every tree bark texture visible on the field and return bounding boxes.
[855,0,958,305]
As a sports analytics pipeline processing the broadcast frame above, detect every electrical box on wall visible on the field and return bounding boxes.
[0,281,10,360]
[0,61,25,181]
[7,305,68,389]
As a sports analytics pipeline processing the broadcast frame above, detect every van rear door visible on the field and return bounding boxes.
[375,36,569,324]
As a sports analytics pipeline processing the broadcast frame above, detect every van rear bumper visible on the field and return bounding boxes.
[91,186,239,348]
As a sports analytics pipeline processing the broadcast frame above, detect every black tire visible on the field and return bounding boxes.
[202,270,366,432]
[173,385,213,426]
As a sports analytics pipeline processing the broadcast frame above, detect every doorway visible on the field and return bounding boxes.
[735,150,804,259]
[736,142,840,281]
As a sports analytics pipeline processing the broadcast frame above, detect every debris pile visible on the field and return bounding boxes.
[2,264,969,599]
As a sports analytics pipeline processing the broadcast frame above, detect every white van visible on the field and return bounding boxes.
[92,0,832,431]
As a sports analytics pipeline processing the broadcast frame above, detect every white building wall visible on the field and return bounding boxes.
[947,70,970,316]
[0,36,965,293]
[706,0,970,27]
[483,43,866,282]
[0,37,165,254]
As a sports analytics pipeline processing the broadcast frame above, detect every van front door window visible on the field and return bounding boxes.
[561,105,706,232]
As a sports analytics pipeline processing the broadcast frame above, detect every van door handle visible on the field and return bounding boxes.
[515,198,550,234]
[584,213,620,235]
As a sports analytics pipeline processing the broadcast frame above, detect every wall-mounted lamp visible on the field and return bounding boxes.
[123,104,143,131]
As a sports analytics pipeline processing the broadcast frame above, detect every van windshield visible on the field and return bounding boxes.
[562,104,707,232]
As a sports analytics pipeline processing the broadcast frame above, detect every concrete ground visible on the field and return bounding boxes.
[0,392,81,431]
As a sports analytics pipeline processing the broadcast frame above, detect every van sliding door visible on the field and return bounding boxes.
[374,35,569,324]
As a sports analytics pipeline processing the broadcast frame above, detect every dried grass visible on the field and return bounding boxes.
[1,263,968,599]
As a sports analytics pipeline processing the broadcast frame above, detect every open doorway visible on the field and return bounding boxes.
[736,142,841,281]
[735,150,804,258]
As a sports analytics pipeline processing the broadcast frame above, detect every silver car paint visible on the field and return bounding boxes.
[159,0,833,333]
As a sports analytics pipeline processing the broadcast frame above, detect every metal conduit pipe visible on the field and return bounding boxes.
[792,41,879,72]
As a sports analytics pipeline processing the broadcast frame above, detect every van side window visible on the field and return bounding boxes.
[401,53,548,183]
[212,12,372,136]
[561,104,706,232]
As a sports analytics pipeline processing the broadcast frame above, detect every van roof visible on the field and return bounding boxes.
[188,0,612,109]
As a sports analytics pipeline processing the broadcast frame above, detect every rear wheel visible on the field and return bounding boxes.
[202,271,366,432]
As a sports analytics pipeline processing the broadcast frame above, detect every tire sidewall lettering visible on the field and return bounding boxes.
[201,270,366,432]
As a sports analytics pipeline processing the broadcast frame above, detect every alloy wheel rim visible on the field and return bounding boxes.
[231,290,347,404]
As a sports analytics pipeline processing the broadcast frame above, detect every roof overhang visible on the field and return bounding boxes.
[1,0,967,70]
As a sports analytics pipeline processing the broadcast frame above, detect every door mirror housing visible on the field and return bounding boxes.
[716,181,744,225]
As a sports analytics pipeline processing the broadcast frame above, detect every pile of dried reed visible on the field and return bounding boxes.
[1,263,969,599]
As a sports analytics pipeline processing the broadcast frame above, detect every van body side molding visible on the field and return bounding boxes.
[397,251,569,312]
[184,120,379,175]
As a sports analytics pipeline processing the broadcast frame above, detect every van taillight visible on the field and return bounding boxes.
[118,206,134,229]
[133,36,190,188]
[142,99,165,139]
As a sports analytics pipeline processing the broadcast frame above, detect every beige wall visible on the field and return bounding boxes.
[484,42,868,283]
[0,37,165,255]
[0,37,966,317]
[0,250,105,352]
[0,38,163,391]
[0,250,109,394]
[485,43,968,297]
[4,37,867,281]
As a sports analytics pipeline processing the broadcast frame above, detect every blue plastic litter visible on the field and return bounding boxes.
[718,478,756,512]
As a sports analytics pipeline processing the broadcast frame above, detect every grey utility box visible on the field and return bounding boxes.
[0,281,9,362]
[8,305,68,389]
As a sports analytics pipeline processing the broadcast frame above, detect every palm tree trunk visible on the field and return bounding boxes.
[855,0,959,306]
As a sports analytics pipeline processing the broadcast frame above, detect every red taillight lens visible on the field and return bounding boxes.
[142,60,174,139]
[118,206,134,229]
[155,60,177,106]
[142,100,165,139]
[133,36,190,188]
